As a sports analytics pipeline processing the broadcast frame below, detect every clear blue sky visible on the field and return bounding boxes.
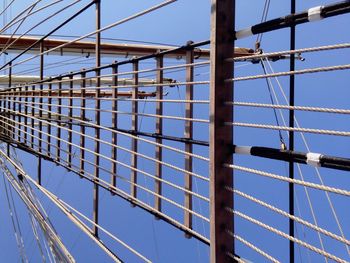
[0,0,349,262]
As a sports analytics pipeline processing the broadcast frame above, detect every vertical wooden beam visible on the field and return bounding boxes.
[80,71,86,177]
[38,41,44,185]
[18,86,22,143]
[24,85,28,145]
[38,41,44,154]
[111,62,118,189]
[130,60,139,200]
[209,0,235,262]
[289,1,296,262]
[56,78,62,162]
[93,0,101,237]
[31,85,35,149]
[184,43,194,236]
[67,74,74,168]
[7,62,12,156]
[154,55,163,213]
[47,81,52,157]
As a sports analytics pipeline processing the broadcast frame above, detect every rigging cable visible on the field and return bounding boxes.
[260,59,286,149]
[264,58,350,257]
[261,58,327,262]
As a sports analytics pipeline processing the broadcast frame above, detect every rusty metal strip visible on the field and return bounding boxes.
[80,71,86,176]
[47,82,52,156]
[67,74,73,168]
[130,61,139,200]
[56,78,62,161]
[155,55,163,213]
[184,44,194,235]
[111,62,118,188]
[209,0,235,262]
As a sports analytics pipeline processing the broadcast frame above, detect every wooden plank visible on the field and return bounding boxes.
[209,0,235,262]
[130,61,139,200]
[184,44,194,235]
[154,55,163,213]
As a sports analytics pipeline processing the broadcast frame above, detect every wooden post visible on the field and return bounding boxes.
[111,62,118,188]
[130,60,139,201]
[155,55,163,213]
[184,42,194,236]
[209,0,235,262]
[93,0,101,237]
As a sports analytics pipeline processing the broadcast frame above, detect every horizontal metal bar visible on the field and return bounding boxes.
[232,145,350,172]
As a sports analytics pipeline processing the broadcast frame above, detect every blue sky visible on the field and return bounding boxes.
[0,0,349,262]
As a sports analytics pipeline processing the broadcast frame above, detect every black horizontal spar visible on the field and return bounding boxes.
[232,145,350,172]
[235,1,350,39]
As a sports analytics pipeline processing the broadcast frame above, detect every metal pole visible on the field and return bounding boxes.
[80,71,86,177]
[38,41,44,185]
[184,42,194,237]
[111,62,118,189]
[7,61,12,156]
[155,55,163,214]
[130,60,139,201]
[289,0,296,262]
[210,0,235,262]
[93,0,101,237]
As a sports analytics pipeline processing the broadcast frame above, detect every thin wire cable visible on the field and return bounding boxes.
[230,42,350,62]
[230,122,350,137]
[261,58,327,259]
[0,0,178,73]
[228,231,280,263]
[227,164,350,196]
[265,58,350,257]
[229,63,350,82]
[230,101,350,115]
[229,209,347,263]
[231,188,350,246]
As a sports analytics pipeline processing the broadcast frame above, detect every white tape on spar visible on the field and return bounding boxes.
[234,146,252,155]
[308,6,324,22]
[236,28,253,39]
[306,152,322,167]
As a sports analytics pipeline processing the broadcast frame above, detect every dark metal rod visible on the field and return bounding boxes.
[184,43,194,236]
[24,85,28,145]
[7,62,12,156]
[0,0,96,72]
[155,55,163,213]
[47,82,52,156]
[80,71,86,176]
[130,60,139,201]
[232,145,350,172]
[209,0,235,262]
[111,62,118,189]
[93,0,101,238]
[67,74,73,168]
[0,135,209,245]
[5,40,210,88]
[30,85,35,149]
[56,78,62,162]
[289,0,296,262]
[235,1,350,39]
[38,41,45,185]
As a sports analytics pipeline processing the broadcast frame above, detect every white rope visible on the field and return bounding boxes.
[265,58,350,257]
[232,189,350,246]
[229,64,350,82]
[230,209,348,263]
[231,101,350,114]
[227,164,350,196]
[231,42,350,62]
[228,231,280,263]
[1,0,178,73]
[261,58,327,260]
[230,122,350,137]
